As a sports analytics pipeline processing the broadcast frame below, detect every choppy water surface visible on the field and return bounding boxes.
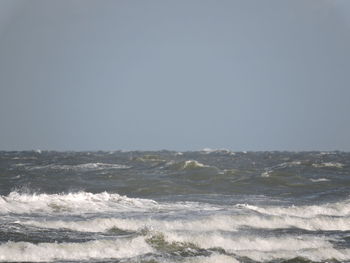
[0,150,349,263]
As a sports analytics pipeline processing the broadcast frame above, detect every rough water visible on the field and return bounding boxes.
[0,150,349,263]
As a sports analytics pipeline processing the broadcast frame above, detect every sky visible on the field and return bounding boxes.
[0,0,350,151]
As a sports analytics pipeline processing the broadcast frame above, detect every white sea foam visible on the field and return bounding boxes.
[166,160,215,171]
[310,178,330,182]
[5,225,344,262]
[0,237,152,262]
[186,254,239,263]
[230,214,350,231]
[0,191,221,215]
[20,216,235,233]
[163,232,350,261]
[201,148,235,155]
[261,161,304,177]
[27,162,130,171]
[21,210,350,233]
[261,171,271,177]
[236,247,350,262]
[237,199,350,218]
[183,160,208,169]
[163,232,331,252]
[312,162,344,168]
[0,191,158,214]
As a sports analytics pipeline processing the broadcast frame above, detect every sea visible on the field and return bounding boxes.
[0,150,349,263]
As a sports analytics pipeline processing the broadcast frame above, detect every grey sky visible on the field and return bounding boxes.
[0,0,349,151]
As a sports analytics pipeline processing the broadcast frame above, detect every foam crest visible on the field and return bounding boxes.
[237,199,350,218]
[163,232,331,253]
[167,160,210,170]
[312,162,344,168]
[162,232,350,261]
[27,162,130,171]
[166,160,220,173]
[0,191,221,215]
[236,214,350,231]
[21,211,350,233]
[236,247,350,262]
[201,148,235,155]
[21,216,238,233]
[0,191,158,214]
[310,178,330,182]
[0,237,152,262]
[183,160,207,169]
[186,254,239,263]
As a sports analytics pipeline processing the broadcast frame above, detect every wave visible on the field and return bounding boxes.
[260,161,305,177]
[0,191,158,214]
[235,247,350,262]
[20,210,350,233]
[4,226,347,262]
[312,162,344,168]
[160,232,350,262]
[237,199,350,218]
[0,191,221,215]
[20,216,239,233]
[156,231,350,262]
[310,178,330,182]
[186,254,239,263]
[168,160,209,170]
[200,148,235,155]
[164,232,329,252]
[27,162,131,171]
[133,154,165,163]
[17,199,350,232]
[166,160,220,173]
[0,237,152,262]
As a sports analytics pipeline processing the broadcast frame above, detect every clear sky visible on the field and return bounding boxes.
[0,0,349,151]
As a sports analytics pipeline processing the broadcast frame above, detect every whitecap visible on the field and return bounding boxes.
[162,232,333,254]
[21,212,350,233]
[161,232,350,261]
[312,162,344,168]
[236,247,350,262]
[0,237,152,262]
[0,191,158,214]
[27,163,130,171]
[310,178,330,182]
[186,254,239,263]
[0,191,221,215]
[201,148,235,155]
[236,199,350,218]
[183,160,208,169]
[261,171,271,178]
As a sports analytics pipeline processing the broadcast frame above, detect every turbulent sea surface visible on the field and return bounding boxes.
[0,150,350,263]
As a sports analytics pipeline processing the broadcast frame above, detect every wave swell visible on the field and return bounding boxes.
[0,237,152,262]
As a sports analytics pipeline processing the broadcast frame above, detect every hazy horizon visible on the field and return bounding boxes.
[1,0,350,151]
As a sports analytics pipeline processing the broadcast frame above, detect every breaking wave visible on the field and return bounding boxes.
[310,178,330,182]
[0,191,221,215]
[312,162,344,168]
[21,210,350,232]
[186,254,239,263]
[200,148,235,155]
[159,233,350,262]
[237,199,350,218]
[0,191,158,214]
[166,160,210,170]
[27,162,131,171]
[166,160,220,175]
[0,237,152,262]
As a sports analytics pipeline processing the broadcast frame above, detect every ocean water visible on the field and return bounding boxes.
[0,150,349,263]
